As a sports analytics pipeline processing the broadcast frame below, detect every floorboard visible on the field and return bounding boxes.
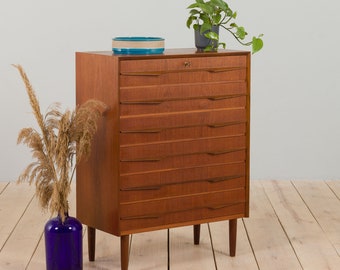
[243,181,302,270]
[262,180,340,270]
[0,180,339,270]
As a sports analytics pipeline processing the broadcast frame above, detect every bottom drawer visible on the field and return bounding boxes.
[119,189,246,233]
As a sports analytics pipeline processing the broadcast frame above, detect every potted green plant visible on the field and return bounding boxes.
[186,0,263,53]
[14,65,107,270]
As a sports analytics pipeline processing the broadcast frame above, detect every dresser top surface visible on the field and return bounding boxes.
[76,48,250,59]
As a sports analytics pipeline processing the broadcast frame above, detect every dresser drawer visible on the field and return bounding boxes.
[120,55,247,73]
[120,82,247,105]
[120,202,245,233]
[120,94,246,115]
[120,189,246,233]
[120,174,245,203]
[120,149,246,174]
[120,69,246,87]
[120,122,246,145]
[120,135,245,160]
[120,108,246,132]
[120,162,246,189]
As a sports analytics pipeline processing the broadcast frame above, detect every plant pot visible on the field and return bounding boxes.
[44,214,83,270]
[194,25,219,52]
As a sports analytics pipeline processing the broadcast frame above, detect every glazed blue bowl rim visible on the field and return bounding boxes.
[113,37,164,41]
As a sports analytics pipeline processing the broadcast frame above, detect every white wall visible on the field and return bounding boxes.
[1,0,339,181]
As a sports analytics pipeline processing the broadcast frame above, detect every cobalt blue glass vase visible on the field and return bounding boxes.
[44,214,83,270]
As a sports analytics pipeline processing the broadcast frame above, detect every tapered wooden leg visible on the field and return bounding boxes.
[121,235,130,270]
[229,219,237,257]
[88,226,96,261]
[193,224,201,245]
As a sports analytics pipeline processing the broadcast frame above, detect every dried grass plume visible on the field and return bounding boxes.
[14,64,107,222]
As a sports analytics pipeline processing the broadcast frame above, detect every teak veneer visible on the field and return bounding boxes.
[76,48,251,270]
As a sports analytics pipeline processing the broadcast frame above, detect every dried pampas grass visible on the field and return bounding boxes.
[14,64,107,222]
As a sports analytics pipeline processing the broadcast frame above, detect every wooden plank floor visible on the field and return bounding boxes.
[0,180,340,269]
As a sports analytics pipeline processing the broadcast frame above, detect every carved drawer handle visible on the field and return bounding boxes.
[121,129,162,134]
[121,72,163,76]
[206,67,244,73]
[207,202,242,210]
[208,121,246,128]
[207,148,244,156]
[120,157,161,162]
[207,175,244,183]
[121,215,160,220]
[121,100,163,105]
[207,204,234,210]
[121,185,162,191]
[207,94,246,101]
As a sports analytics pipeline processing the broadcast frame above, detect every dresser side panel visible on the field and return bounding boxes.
[76,52,120,235]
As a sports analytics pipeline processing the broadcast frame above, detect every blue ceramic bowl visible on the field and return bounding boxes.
[112,37,165,55]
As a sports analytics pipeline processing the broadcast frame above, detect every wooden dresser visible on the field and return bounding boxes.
[76,49,250,270]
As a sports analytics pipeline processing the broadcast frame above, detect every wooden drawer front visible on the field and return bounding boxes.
[120,136,245,161]
[120,149,245,174]
[120,122,246,145]
[120,82,247,105]
[120,189,246,233]
[120,108,246,132]
[121,94,246,115]
[120,55,247,73]
[120,175,245,202]
[120,69,246,87]
[120,203,245,233]
[120,162,246,189]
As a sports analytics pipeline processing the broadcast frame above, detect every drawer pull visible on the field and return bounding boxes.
[208,121,246,128]
[121,100,163,105]
[207,67,244,73]
[121,185,162,191]
[121,128,162,134]
[207,94,246,101]
[121,215,160,220]
[207,175,244,183]
[207,149,244,156]
[121,71,163,76]
[207,204,237,210]
[120,157,161,162]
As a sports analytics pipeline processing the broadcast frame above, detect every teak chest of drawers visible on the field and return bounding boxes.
[76,49,250,270]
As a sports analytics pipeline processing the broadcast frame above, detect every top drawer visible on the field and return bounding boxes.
[120,55,247,74]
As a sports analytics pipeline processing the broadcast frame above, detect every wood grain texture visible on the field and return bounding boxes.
[1,180,340,269]
[0,181,340,270]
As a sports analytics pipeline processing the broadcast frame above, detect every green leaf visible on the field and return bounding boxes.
[252,36,264,54]
[204,31,219,41]
[212,13,222,24]
[219,42,226,49]
[186,16,195,28]
[187,3,199,9]
[200,22,212,33]
[198,3,214,14]
[189,9,200,15]
[236,26,247,40]
[211,0,228,10]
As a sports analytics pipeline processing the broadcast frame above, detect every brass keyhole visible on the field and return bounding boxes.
[184,61,191,67]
